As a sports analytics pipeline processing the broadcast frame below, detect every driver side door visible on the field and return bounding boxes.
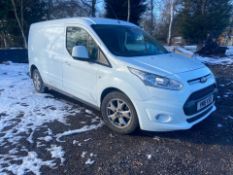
[62,26,99,105]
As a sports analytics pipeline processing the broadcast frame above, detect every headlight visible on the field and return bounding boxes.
[128,67,183,90]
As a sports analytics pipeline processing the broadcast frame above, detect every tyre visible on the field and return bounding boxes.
[101,91,139,134]
[32,69,45,93]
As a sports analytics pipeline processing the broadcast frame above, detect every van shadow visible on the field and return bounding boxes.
[46,89,100,114]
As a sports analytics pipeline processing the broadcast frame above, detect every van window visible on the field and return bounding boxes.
[98,50,110,66]
[92,25,168,57]
[66,27,98,60]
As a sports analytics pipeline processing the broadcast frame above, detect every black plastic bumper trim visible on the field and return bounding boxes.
[186,106,213,123]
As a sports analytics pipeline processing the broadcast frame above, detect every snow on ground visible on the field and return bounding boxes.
[85,158,95,165]
[226,46,233,56]
[167,46,233,65]
[194,55,233,65]
[183,45,197,52]
[146,154,152,160]
[47,145,65,165]
[56,123,102,142]
[0,62,103,175]
[1,151,56,175]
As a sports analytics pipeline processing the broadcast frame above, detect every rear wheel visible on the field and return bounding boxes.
[32,69,45,93]
[101,91,139,134]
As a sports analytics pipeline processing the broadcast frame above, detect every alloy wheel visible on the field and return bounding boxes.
[106,98,132,128]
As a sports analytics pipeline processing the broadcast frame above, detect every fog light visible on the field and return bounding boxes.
[155,114,171,123]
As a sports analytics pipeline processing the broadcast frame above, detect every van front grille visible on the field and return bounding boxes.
[187,74,211,85]
[183,84,217,116]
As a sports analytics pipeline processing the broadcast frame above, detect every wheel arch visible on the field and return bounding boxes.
[99,86,141,109]
[100,87,127,104]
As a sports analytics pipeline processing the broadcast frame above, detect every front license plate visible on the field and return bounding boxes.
[197,95,214,111]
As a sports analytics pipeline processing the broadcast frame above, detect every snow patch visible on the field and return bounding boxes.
[85,109,94,115]
[153,136,160,141]
[47,145,65,165]
[195,55,233,65]
[56,122,103,142]
[38,135,53,142]
[84,138,92,142]
[81,151,87,158]
[146,154,152,160]
[226,46,233,56]
[0,62,103,174]
[175,47,194,57]
[167,46,233,65]
[217,124,223,128]
[85,158,95,165]
[0,152,56,175]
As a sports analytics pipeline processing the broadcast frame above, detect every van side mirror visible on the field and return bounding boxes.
[72,46,89,60]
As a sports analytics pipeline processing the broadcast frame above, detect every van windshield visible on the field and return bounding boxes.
[92,24,168,57]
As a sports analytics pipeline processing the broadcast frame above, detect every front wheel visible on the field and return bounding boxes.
[101,91,139,134]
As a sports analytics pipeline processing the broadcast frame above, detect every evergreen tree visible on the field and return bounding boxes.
[104,0,147,24]
[0,0,20,47]
[176,0,232,45]
[23,0,48,37]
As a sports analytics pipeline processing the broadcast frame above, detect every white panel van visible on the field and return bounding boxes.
[28,17,217,134]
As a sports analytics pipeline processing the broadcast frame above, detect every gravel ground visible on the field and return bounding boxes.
[1,63,233,175]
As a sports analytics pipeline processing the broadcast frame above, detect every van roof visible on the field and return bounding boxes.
[31,17,137,27]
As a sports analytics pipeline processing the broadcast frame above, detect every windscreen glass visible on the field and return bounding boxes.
[92,24,168,57]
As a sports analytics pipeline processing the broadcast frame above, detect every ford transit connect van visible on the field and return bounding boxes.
[28,17,217,134]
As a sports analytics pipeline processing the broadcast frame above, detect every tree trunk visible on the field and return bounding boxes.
[167,0,174,46]
[0,32,7,48]
[3,32,8,48]
[20,0,24,30]
[0,20,8,48]
[11,0,27,48]
[91,0,96,17]
[150,0,154,35]
[127,0,131,22]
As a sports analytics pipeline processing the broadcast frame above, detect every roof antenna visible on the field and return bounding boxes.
[108,3,121,24]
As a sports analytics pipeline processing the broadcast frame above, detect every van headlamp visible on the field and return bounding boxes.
[128,67,183,90]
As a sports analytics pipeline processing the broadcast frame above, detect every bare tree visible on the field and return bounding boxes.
[20,0,24,31]
[0,19,8,48]
[167,0,175,45]
[0,29,7,48]
[141,0,163,36]
[127,0,131,21]
[11,0,27,48]
[91,0,97,17]
[48,0,90,19]
[150,0,154,27]
[80,0,102,17]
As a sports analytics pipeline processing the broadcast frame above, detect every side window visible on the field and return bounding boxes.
[66,27,98,60]
[98,50,110,66]
[66,26,110,67]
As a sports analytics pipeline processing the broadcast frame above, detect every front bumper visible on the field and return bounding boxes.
[133,83,217,132]
[135,101,216,132]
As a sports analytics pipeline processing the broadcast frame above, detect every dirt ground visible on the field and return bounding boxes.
[1,63,233,175]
